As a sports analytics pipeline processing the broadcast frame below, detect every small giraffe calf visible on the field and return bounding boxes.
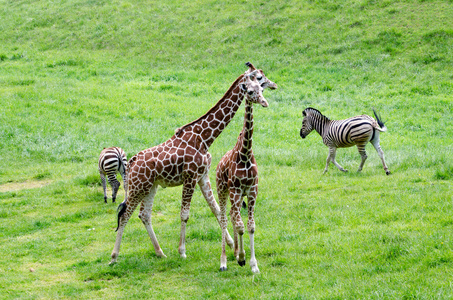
[216,69,276,273]
[98,147,128,203]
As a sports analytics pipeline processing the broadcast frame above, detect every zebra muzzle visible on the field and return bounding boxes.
[300,129,306,139]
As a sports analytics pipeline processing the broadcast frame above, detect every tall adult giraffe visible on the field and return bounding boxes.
[216,69,277,273]
[110,63,274,264]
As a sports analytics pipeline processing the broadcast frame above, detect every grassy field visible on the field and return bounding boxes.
[1,0,452,299]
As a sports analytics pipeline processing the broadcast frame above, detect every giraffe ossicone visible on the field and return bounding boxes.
[110,63,273,265]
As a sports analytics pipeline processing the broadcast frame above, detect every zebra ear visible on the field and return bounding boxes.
[303,110,307,117]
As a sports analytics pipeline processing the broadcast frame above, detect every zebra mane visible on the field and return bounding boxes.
[303,107,330,121]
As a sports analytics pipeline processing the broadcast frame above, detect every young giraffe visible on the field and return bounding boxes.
[216,70,277,273]
[110,63,273,264]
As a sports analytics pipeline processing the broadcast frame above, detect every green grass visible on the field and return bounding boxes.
[1,0,452,298]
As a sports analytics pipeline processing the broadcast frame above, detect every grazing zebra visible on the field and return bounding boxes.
[300,107,390,175]
[98,147,128,203]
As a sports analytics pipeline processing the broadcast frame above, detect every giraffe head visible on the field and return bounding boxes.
[241,70,269,108]
[245,62,278,90]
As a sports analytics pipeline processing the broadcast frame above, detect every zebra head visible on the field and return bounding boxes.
[300,109,315,139]
[241,70,269,108]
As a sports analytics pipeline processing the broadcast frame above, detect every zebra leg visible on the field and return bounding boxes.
[109,176,121,203]
[371,138,391,175]
[138,185,166,258]
[323,149,332,174]
[357,144,368,172]
[327,147,348,173]
[120,169,128,202]
[100,171,108,203]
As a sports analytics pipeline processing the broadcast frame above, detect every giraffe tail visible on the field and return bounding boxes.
[115,201,127,232]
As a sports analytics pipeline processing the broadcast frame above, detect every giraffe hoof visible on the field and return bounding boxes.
[219,267,227,272]
[386,170,391,175]
[238,260,246,267]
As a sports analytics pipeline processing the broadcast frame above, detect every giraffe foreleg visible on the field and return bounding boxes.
[218,190,229,271]
[139,186,166,258]
[229,188,245,267]
[198,175,234,249]
[178,176,197,259]
[247,186,259,273]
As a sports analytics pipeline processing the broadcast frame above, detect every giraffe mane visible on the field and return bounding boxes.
[175,74,245,136]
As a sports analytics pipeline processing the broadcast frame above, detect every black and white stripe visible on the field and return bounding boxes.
[98,147,128,203]
[300,107,390,175]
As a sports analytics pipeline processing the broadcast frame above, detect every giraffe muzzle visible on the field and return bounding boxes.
[260,98,269,108]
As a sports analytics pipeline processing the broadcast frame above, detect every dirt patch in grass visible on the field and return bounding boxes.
[0,180,53,193]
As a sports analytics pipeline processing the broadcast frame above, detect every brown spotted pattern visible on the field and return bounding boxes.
[110,64,268,264]
[216,68,277,273]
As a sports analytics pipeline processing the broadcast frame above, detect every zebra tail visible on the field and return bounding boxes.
[372,108,387,132]
[115,201,127,232]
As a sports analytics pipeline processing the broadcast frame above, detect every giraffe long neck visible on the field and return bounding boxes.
[175,74,247,149]
[238,100,254,161]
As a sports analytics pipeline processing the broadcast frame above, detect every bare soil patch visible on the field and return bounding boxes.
[0,180,53,193]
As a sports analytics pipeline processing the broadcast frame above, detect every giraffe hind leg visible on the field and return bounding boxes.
[110,193,141,265]
[139,186,166,258]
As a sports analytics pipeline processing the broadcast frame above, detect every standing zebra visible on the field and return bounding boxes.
[300,107,390,175]
[98,147,128,203]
